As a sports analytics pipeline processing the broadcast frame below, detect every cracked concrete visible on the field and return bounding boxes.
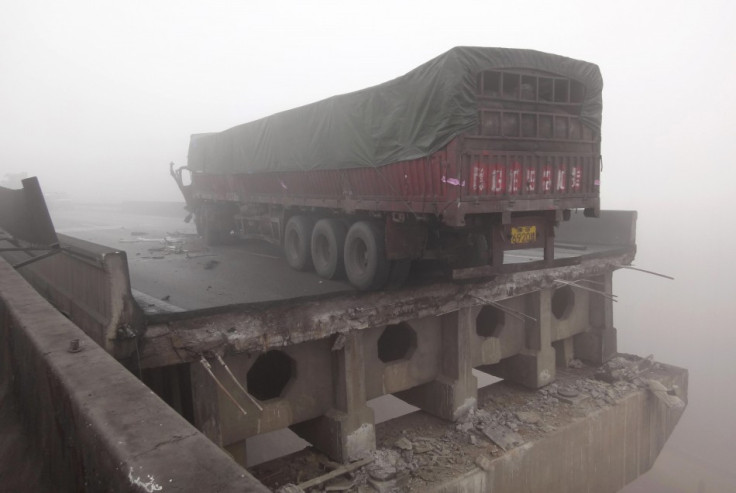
[251,358,687,492]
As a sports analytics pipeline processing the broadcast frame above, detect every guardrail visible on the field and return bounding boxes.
[0,256,268,492]
[5,233,144,360]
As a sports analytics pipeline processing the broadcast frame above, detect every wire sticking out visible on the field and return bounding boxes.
[199,356,248,416]
[619,265,675,280]
[573,279,608,288]
[559,279,618,297]
[216,354,264,412]
[554,279,617,302]
[471,295,538,323]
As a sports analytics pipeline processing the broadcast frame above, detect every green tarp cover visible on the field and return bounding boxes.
[188,47,602,174]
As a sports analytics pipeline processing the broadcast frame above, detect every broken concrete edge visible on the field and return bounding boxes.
[133,288,186,315]
[428,367,688,492]
[139,251,635,369]
[0,256,269,492]
[249,360,687,492]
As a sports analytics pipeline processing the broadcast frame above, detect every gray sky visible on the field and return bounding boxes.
[1,0,734,205]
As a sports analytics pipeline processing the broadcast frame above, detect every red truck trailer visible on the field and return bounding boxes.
[172,47,602,290]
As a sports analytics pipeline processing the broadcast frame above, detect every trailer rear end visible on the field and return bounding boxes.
[173,47,603,290]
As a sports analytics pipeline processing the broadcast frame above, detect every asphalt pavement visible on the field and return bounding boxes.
[48,203,348,310]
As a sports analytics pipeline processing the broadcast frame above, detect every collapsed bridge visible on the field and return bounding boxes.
[0,179,685,492]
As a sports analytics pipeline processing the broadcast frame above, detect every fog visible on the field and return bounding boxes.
[2,1,735,491]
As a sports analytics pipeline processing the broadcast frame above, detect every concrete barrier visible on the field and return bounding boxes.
[0,257,268,492]
[8,233,145,360]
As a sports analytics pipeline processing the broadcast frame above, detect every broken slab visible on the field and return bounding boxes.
[250,357,687,493]
[481,424,524,451]
[139,252,635,369]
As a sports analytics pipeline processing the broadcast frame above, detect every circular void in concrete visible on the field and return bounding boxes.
[378,323,417,363]
[476,306,506,338]
[247,350,294,401]
[552,286,575,320]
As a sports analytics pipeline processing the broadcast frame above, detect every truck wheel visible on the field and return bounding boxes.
[284,215,314,271]
[311,218,347,280]
[344,221,390,291]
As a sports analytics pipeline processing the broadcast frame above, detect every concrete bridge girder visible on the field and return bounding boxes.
[194,274,616,464]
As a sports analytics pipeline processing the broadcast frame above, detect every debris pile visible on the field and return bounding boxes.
[258,355,683,492]
[594,354,684,409]
[594,354,656,384]
[119,231,213,259]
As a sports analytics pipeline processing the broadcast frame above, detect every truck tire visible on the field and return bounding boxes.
[311,218,347,280]
[344,221,390,291]
[284,215,314,271]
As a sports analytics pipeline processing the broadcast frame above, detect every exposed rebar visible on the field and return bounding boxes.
[216,354,263,411]
[619,265,675,280]
[471,295,538,322]
[199,356,248,416]
[554,279,617,302]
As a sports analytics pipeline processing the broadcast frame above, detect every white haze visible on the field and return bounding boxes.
[2,1,735,491]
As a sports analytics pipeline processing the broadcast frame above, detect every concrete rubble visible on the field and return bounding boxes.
[254,354,687,492]
[120,231,211,258]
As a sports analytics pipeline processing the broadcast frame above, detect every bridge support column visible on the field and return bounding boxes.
[291,331,375,463]
[190,360,226,447]
[480,289,557,388]
[554,336,575,368]
[189,359,252,465]
[574,272,617,365]
[395,308,478,421]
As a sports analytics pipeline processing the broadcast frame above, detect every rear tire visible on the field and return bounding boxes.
[311,218,347,280]
[344,221,390,291]
[284,215,314,271]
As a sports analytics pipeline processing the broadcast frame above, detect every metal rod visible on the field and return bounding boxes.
[568,279,617,297]
[619,265,675,280]
[490,300,538,322]
[574,279,608,289]
[471,295,538,322]
[12,248,62,269]
[554,279,617,302]
[216,354,263,411]
[199,356,248,416]
[0,247,53,252]
[297,457,374,490]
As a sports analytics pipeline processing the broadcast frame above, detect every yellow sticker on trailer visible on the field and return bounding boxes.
[511,225,537,245]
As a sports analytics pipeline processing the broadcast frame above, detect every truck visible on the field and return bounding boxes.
[171,46,603,290]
